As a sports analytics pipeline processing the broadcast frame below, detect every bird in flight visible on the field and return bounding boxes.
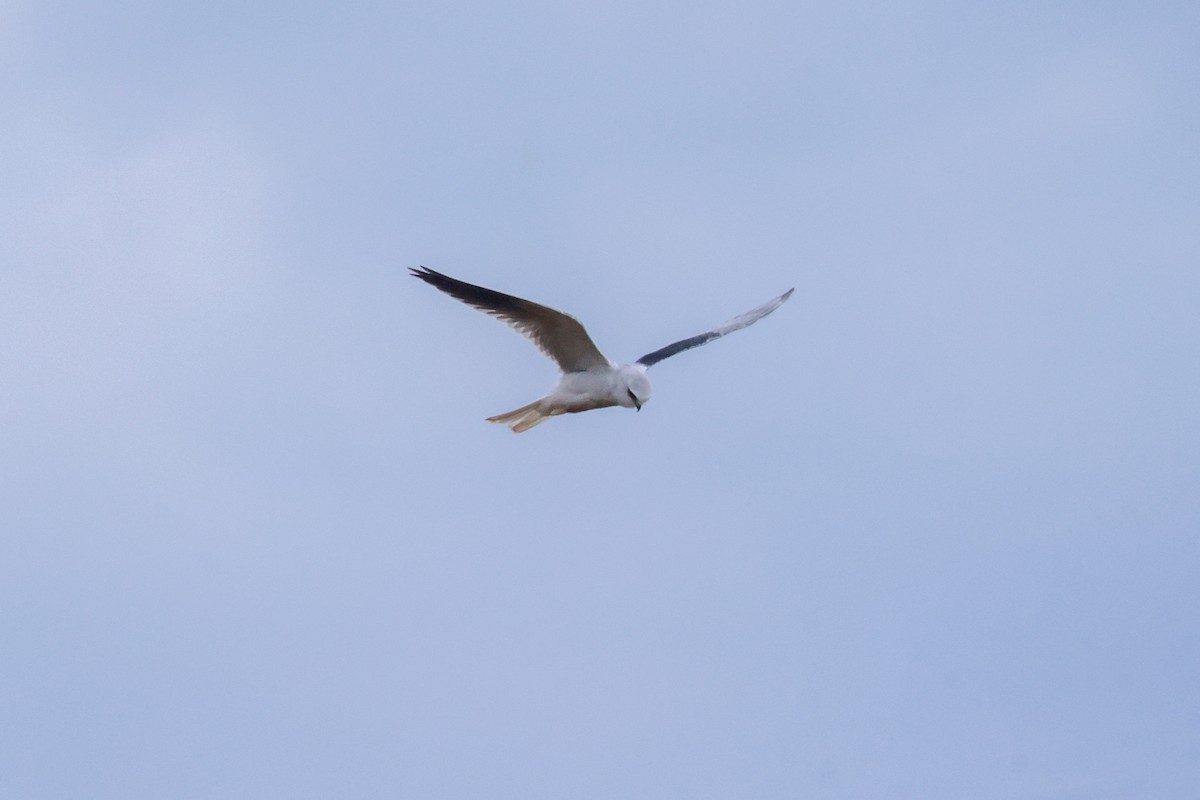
[411,267,793,432]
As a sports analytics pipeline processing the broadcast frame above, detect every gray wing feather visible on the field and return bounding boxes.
[636,288,794,367]
[411,267,610,372]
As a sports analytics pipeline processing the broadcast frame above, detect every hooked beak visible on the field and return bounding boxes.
[636,403,641,412]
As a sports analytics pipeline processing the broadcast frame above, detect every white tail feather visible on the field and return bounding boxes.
[486,400,550,433]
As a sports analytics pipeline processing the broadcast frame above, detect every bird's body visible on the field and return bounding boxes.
[410,267,791,432]
[485,363,649,432]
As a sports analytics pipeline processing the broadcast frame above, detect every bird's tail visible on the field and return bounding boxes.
[486,399,550,433]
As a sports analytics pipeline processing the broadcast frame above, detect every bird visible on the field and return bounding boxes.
[411,267,794,432]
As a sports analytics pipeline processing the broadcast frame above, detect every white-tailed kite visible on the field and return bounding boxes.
[411,267,793,432]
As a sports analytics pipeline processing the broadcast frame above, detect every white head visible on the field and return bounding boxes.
[616,364,652,411]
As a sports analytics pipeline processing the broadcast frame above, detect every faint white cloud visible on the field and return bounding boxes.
[0,120,279,430]
[9,122,276,304]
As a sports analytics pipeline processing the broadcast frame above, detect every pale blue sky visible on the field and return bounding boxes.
[3,2,1198,798]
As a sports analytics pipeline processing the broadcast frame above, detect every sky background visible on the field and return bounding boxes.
[3,2,1199,798]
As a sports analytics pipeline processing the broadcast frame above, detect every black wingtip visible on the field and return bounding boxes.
[410,266,445,285]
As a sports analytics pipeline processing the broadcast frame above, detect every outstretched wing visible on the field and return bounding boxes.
[636,288,794,368]
[411,267,611,372]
